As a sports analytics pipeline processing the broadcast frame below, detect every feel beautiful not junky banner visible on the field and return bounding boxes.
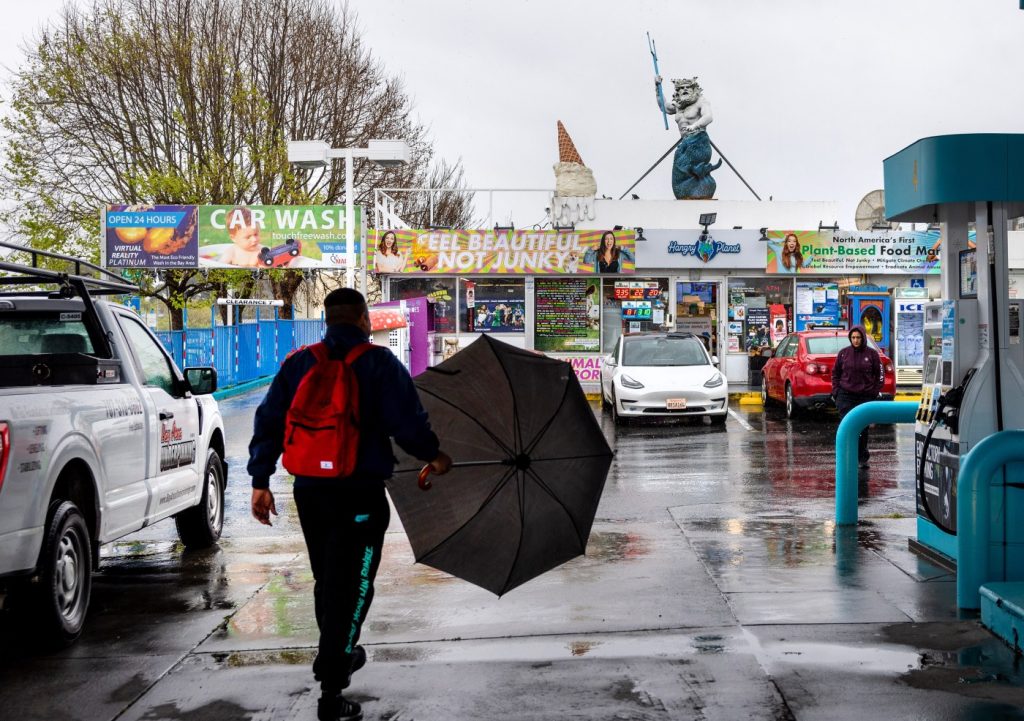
[369,229,636,275]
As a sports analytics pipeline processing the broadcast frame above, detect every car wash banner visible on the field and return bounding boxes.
[103,205,199,268]
[369,229,636,275]
[198,205,363,269]
[765,229,944,275]
[103,204,363,269]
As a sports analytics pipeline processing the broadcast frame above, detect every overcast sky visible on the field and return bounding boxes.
[5,1,1024,228]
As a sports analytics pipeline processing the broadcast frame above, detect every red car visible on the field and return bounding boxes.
[761,329,895,418]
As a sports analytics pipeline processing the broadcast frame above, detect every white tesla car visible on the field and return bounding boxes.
[600,332,728,425]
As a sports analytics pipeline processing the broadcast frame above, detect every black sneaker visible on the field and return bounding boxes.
[343,645,367,689]
[317,694,362,721]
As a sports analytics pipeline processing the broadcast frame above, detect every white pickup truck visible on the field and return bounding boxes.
[0,248,227,646]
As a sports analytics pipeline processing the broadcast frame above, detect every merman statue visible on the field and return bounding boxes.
[655,76,722,200]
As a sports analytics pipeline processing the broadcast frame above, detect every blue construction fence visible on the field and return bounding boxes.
[154,317,327,389]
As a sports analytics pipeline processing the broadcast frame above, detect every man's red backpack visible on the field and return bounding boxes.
[281,341,375,478]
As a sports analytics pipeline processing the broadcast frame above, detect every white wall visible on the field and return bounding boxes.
[579,199,841,232]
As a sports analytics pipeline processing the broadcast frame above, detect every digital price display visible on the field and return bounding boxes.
[614,283,662,300]
[621,301,652,321]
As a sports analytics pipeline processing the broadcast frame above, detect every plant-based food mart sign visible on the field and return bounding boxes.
[370,229,635,275]
[765,229,946,275]
[102,204,363,269]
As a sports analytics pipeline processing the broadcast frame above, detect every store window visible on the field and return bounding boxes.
[727,278,792,354]
[794,281,842,331]
[459,278,526,333]
[389,277,457,333]
[534,277,600,353]
[601,278,669,354]
[676,282,719,357]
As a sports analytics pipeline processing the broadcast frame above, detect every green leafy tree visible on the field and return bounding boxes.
[2,0,471,328]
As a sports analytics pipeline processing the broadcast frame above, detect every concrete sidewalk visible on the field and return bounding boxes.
[2,401,1019,721]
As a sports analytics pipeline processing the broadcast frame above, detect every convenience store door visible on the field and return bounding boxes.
[675,280,722,365]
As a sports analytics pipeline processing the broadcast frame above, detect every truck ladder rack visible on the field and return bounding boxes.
[0,240,139,297]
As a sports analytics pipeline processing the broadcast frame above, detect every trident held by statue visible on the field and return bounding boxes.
[648,32,669,131]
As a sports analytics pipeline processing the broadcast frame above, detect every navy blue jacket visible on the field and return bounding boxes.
[247,323,440,490]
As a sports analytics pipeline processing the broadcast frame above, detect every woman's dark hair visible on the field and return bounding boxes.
[781,233,803,270]
[377,230,398,255]
[599,231,619,261]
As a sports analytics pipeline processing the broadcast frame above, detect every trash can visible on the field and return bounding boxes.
[748,353,769,387]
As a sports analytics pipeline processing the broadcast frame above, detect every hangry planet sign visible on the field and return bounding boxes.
[370,229,636,275]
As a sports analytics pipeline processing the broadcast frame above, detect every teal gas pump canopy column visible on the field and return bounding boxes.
[884,134,1024,604]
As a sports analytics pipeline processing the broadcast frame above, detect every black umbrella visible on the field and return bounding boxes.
[387,335,613,596]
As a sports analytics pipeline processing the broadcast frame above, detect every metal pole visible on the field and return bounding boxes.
[619,140,680,200]
[345,148,355,289]
[359,211,367,295]
[619,138,762,201]
[181,306,188,368]
[210,305,216,372]
[234,305,240,380]
[835,401,917,525]
[707,139,762,201]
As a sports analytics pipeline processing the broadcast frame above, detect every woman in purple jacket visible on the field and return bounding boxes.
[831,325,883,467]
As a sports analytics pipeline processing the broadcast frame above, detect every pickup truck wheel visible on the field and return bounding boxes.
[32,501,92,647]
[175,448,225,549]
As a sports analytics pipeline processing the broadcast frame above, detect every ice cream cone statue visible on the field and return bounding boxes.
[551,121,597,225]
[557,120,585,165]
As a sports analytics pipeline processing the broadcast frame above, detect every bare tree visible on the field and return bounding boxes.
[2,0,472,327]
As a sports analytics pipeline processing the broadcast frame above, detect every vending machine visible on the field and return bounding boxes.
[848,285,892,354]
[375,296,438,375]
[893,297,927,386]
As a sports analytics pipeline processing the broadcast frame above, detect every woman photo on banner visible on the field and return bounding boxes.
[584,231,634,273]
[374,230,408,273]
[767,233,814,274]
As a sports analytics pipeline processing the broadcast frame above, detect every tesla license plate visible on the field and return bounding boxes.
[666,398,687,410]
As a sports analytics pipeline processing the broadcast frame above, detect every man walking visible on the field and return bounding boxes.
[248,288,451,721]
[831,325,883,468]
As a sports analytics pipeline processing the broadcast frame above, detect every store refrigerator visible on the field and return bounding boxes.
[894,298,927,386]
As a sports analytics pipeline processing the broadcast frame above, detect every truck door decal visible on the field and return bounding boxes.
[159,421,196,472]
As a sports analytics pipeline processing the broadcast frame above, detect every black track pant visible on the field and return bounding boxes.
[294,485,390,691]
[836,391,875,461]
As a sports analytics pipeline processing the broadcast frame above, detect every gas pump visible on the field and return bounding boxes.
[884,134,1024,582]
[913,299,978,558]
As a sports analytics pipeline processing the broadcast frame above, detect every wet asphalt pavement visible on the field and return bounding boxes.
[3,390,1024,720]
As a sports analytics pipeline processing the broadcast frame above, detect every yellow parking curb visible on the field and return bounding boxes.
[733,392,763,406]
[587,391,920,406]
